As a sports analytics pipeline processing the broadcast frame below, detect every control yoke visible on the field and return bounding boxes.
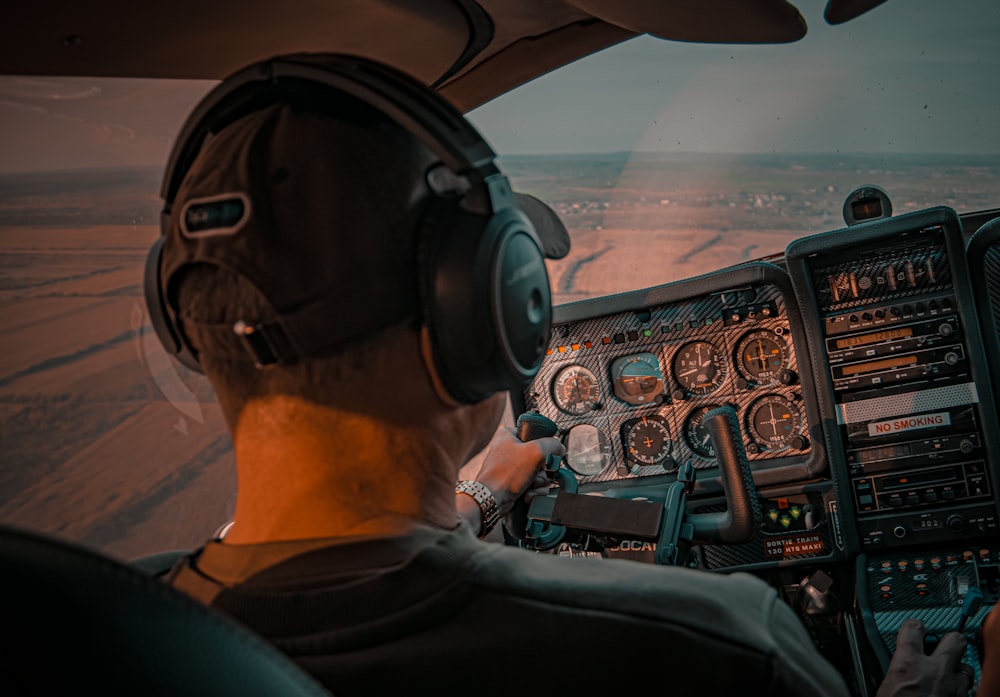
[514,406,761,564]
[691,406,762,543]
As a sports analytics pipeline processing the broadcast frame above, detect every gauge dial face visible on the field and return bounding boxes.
[610,352,664,405]
[736,330,789,385]
[622,414,672,466]
[683,405,722,458]
[564,424,612,477]
[552,365,600,415]
[748,396,801,450]
[672,341,727,396]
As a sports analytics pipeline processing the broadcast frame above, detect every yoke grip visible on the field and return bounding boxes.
[688,406,761,544]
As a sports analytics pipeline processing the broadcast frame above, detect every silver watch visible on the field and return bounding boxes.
[455,480,501,538]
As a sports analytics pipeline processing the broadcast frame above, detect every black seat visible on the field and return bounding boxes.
[0,525,333,697]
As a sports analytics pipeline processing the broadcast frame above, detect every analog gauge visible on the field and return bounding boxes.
[552,365,601,415]
[671,341,727,397]
[683,405,722,459]
[610,352,664,406]
[564,423,612,477]
[748,395,801,450]
[736,330,790,385]
[621,414,672,466]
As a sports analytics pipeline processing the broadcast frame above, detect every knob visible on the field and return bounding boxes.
[893,525,907,539]
[960,439,975,454]
[939,322,953,337]
[777,368,798,386]
[790,434,809,450]
[947,514,966,533]
[671,389,686,402]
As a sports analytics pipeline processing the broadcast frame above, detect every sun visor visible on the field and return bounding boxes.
[514,192,571,260]
[565,0,807,44]
[824,0,890,25]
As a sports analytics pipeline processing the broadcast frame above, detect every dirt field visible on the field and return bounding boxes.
[2,155,997,560]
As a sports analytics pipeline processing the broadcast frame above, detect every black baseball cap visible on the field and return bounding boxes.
[158,98,570,366]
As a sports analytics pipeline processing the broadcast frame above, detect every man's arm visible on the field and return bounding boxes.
[456,425,564,537]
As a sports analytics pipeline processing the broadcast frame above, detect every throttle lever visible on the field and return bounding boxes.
[688,406,761,544]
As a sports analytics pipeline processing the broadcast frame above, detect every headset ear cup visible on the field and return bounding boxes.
[143,236,203,373]
[490,212,552,381]
[421,201,551,404]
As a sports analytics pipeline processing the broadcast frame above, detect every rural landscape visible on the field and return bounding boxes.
[2,152,998,560]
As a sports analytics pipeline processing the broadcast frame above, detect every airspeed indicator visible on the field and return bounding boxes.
[553,365,600,415]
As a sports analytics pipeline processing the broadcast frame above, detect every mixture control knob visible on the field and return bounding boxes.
[947,514,966,533]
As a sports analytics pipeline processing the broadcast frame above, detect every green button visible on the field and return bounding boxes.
[768,510,779,521]
[643,329,652,337]
[790,507,801,519]
[780,516,792,528]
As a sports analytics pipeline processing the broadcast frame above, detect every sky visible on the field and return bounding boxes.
[0,0,997,173]
[469,0,1000,156]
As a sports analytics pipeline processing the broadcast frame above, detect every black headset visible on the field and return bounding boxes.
[144,53,552,404]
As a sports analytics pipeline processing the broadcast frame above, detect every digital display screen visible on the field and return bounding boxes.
[852,198,883,220]
[841,355,917,376]
[836,326,913,349]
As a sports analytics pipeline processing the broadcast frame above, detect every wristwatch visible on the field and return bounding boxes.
[455,480,501,538]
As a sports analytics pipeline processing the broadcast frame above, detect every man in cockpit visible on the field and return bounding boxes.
[151,53,979,697]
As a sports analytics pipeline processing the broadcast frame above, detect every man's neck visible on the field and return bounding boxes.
[222,396,462,545]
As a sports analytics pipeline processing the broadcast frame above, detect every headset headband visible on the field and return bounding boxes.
[161,54,502,212]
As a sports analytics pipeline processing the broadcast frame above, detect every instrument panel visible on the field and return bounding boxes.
[517,269,818,488]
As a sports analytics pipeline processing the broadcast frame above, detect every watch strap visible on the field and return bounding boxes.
[455,480,501,538]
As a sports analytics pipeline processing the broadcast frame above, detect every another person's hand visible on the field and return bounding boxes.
[876,619,973,697]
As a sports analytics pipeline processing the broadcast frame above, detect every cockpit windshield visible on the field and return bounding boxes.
[1,0,998,561]
[469,0,1000,303]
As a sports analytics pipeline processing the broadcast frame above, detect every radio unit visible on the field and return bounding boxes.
[791,213,998,549]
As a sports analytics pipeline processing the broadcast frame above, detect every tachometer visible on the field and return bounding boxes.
[671,341,727,397]
[621,414,672,467]
[735,329,789,386]
[552,365,601,415]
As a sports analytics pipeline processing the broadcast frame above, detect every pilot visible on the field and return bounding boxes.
[150,53,978,697]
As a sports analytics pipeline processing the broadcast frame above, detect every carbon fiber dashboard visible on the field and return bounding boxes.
[512,261,826,493]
